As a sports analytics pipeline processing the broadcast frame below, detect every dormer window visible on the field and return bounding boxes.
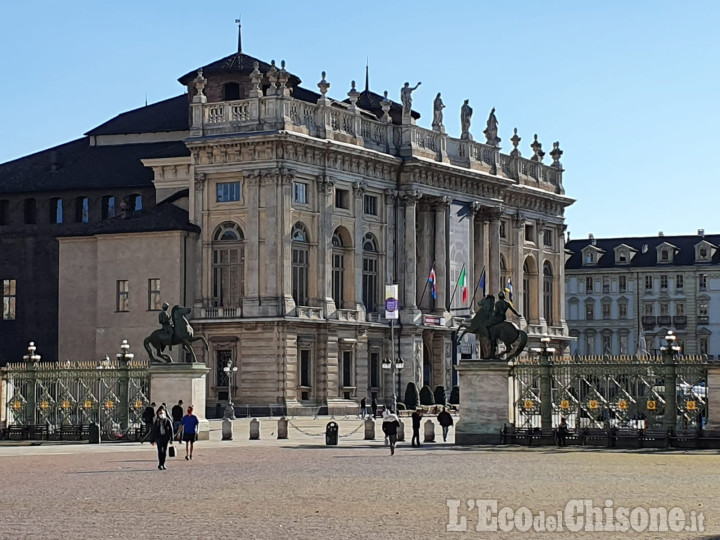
[619,251,627,263]
[661,249,669,261]
[586,252,595,264]
[700,247,708,258]
[223,82,240,101]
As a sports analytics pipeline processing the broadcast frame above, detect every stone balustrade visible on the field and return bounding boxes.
[190,94,563,194]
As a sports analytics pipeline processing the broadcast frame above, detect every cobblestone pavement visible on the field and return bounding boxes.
[0,417,719,539]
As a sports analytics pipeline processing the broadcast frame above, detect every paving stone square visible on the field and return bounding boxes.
[0,417,717,539]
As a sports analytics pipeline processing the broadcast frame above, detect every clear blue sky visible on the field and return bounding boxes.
[2,1,718,238]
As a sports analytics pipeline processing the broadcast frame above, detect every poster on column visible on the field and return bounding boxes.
[449,203,470,313]
[385,284,398,319]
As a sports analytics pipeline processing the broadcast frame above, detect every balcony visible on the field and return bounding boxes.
[333,309,361,322]
[657,315,672,326]
[673,316,687,329]
[698,315,709,325]
[641,316,657,329]
[296,306,324,319]
[197,306,241,319]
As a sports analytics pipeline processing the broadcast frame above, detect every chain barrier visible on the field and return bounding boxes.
[287,419,365,438]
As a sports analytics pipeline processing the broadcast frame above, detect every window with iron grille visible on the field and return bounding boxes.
[2,279,16,320]
[116,280,129,312]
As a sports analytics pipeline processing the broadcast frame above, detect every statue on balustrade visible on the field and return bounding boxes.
[401,81,421,116]
[144,305,209,364]
[456,293,526,360]
[484,107,501,146]
[432,92,445,131]
[460,99,473,140]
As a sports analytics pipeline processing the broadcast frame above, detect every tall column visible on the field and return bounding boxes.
[512,213,524,324]
[434,197,450,313]
[401,190,421,321]
[279,168,295,313]
[487,209,502,296]
[537,220,547,330]
[192,172,206,309]
[261,171,280,315]
[243,173,260,316]
[384,190,397,285]
[318,176,335,316]
[353,182,367,316]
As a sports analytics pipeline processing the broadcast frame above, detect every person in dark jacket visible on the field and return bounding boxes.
[411,408,423,447]
[556,417,568,447]
[141,402,156,442]
[371,397,378,418]
[150,405,174,470]
[171,400,184,437]
[437,406,454,442]
[360,397,367,419]
[382,410,401,456]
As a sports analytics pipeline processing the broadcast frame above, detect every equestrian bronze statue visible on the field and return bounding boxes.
[144,305,209,363]
[457,293,528,360]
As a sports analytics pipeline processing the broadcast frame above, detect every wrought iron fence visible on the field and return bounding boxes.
[2,357,151,440]
[511,354,707,432]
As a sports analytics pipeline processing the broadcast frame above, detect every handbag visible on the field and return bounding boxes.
[168,445,176,458]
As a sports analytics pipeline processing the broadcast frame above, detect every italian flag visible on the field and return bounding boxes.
[459,267,467,303]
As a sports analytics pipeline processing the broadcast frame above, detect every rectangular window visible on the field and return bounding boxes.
[524,224,534,243]
[362,257,378,312]
[335,188,349,209]
[342,350,353,388]
[602,276,610,294]
[644,303,654,316]
[0,200,8,225]
[499,221,506,239]
[660,302,669,316]
[676,275,684,290]
[660,275,668,290]
[585,277,593,294]
[543,229,552,247]
[620,334,628,354]
[619,303,627,319]
[619,275,627,293]
[699,274,707,291]
[675,303,685,316]
[645,276,653,291]
[363,194,378,216]
[699,302,709,319]
[370,352,380,388]
[147,279,161,311]
[116,280,129,312]
[217,181,242,203]
[585,303,594,320]
[2,279,16,320]
[602,334,612,354]
[293,182,308,204]
[332,253,344,307]
[700,337,709,355]
[299,348,312,400]
[602,303,611,319]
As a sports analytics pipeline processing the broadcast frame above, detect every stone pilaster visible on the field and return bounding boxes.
[537,220,547,331]
[487,208,502,296]
[434,197,450,314]
[260,172,281,315]
[318,176,336,317]
[279,169,296,314]
[400,190,421,324]
[384,190,397,285]
[243,172,261,316]
[192,172,206,309]
[353,182,367,316]
[512,213,525,325]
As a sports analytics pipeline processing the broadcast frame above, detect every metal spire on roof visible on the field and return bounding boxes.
[235,16,242,54]
[365,59,369,92]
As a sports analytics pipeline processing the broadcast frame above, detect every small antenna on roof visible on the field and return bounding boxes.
[235,16,242,54]
[145,93,148,107]
[365,58,369,92]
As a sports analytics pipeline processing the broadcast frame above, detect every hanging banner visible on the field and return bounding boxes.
[385,284,398,320]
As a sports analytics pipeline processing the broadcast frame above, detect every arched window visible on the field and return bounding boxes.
[292,222,309,306]
[543,262,553,325]
[362,233,379,312]
[523,260,531,320]
[523,256,538,322]
[75,196,89,223]
[211,222,245,307]
[50,198,63,224]
[102,196,116,219]
[223,82,240,101]
[331,229,345,308]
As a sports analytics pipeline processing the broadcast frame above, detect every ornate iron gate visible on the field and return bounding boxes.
[2,354,150,440]
[511,354,707,432]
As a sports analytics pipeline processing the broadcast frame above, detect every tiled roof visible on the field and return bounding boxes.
[178,52,301,86]
[565,234,720,269]
[56,197,200,237]
[0,138,190,194]
[85,95,189,136]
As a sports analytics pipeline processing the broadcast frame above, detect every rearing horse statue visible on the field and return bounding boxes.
[144,305,209,363]
[457,295,528,361]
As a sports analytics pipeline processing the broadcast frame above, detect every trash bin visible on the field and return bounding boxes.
[325,421,338,446]
[88,421,100,444]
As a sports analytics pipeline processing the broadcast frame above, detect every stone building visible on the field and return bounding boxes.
[1,37,573,413]
[565,231,720,357]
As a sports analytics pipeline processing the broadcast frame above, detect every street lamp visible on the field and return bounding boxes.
[381,356,405,414]
[223,358,238,419]
[116,339,135,364]
[23,342,41,363]
[530,336,555,435]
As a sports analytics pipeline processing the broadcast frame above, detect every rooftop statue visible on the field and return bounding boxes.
[432,92,445,131]
[144,304,208,364]
[484,107,501,147]
[401,81,421,117]
[456,293,527,360]
[460,99,473,140]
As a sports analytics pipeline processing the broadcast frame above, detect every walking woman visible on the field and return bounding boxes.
[150,405,174,470]
[181,405,200,460]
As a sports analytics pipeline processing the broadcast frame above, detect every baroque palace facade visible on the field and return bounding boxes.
[0,40,573,412]
[565,231,720,357]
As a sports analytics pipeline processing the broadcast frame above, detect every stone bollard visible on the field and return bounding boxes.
[277,417,288,439]
[424,419,435,443]
[222,417,233,441]
[397,418,405,442]
[364,417,375,440]
[249,417,260,440]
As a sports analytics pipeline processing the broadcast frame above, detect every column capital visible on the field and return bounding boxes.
[353,181,367,199]
[474,204,503,222]
[317,175,336,194]
[431,195,451,211]
[278,168,296,185]
[194,172,206,192]
[400,189,422,206]
[384,189,398,204]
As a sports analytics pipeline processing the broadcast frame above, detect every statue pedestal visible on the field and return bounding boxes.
[149,363,211,440]
[455,360,510,445]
